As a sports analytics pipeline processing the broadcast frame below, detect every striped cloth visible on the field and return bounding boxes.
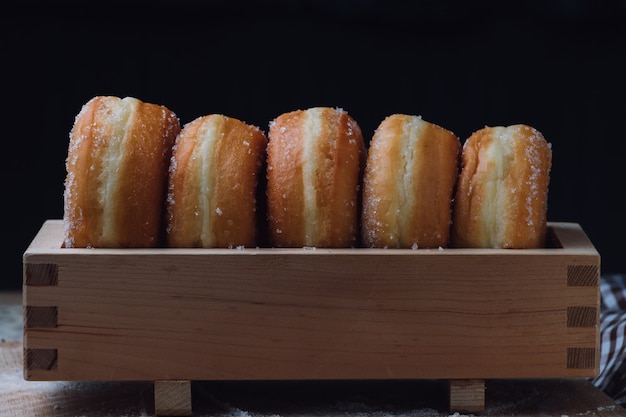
[593,274,626,406]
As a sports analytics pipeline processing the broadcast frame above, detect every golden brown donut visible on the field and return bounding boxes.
[266,107,366,248]
[361,114,461,248]
[451,124,552,249]
[166,114,268,248]
[63,96,180,248]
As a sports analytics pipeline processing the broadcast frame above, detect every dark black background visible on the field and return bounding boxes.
[4,0,625,290]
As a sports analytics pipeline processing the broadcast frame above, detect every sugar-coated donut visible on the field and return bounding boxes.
[266,107,366,248]
[451,124,552,249]
[63,96,180,248]
[166,114,268,248]
[361,114,461,248]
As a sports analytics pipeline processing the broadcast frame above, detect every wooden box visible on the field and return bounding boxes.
[22,220,601,412]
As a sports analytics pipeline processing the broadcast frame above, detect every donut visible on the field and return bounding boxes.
[166,114,268,248]
[361,114,461,249]
[451,124,552,249]
[63,96,180,248]
[266,107,366,248]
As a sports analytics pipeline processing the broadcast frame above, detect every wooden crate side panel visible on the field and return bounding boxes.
[24,247,599,381]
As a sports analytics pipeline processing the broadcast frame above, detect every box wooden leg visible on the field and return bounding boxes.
[449,379,485,413]
[154,380,192,416]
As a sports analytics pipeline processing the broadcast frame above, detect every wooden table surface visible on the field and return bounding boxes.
[2,290,626,417]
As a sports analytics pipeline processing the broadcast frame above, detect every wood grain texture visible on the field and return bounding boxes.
[154,380,191,416]
[24,348,57,371]
[568,347,599,369]
[568,306,598,328]
[449,379,485,413]
[24,263,58,286]
[568,264,601,286]
[23,220,600,382]
[25,306,58,328]
[2,340,625,417]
